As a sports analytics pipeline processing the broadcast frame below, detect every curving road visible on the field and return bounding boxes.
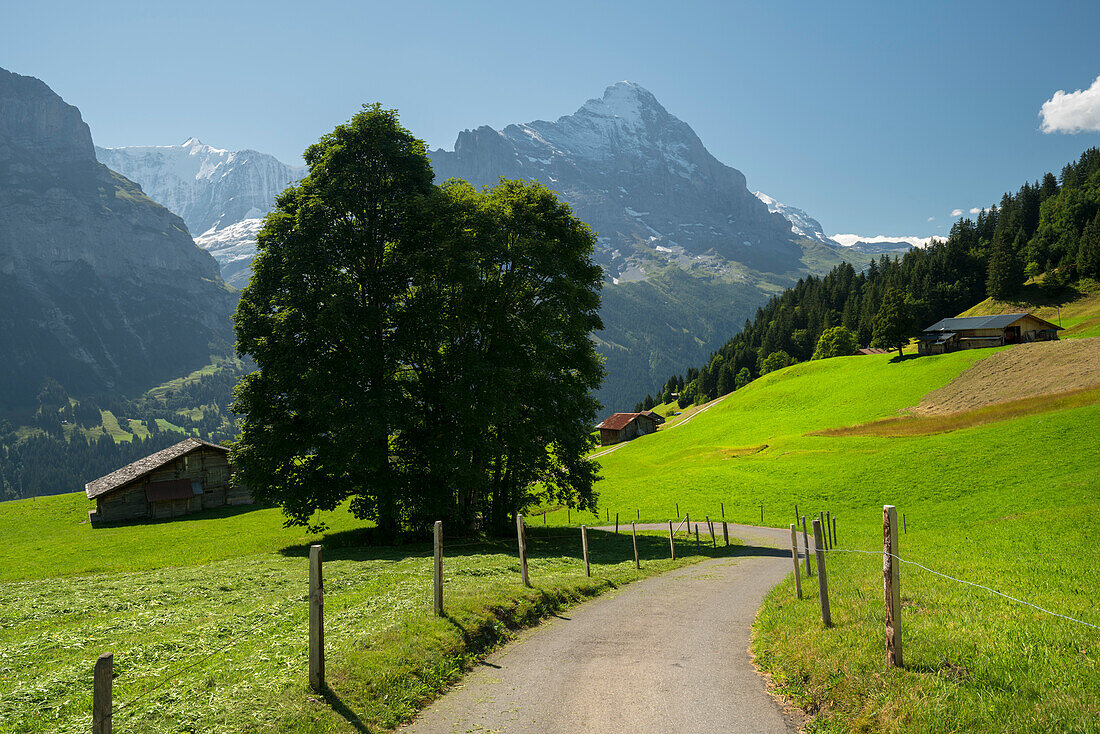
[400,523,805,734]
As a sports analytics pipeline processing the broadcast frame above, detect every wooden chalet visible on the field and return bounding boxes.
[596,411,662,446]
[85,437,250,524]
[917,312,1061,356]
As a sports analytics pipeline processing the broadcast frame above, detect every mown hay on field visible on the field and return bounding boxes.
[912,337,1100,416]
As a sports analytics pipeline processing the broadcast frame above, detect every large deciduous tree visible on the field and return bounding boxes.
[231,106,604,536]
[232,105,435,535]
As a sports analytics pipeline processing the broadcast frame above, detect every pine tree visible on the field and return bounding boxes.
[986,231,1023,300]
[871,288,910,356]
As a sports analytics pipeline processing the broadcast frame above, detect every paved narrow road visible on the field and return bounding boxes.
[400,523,803,734]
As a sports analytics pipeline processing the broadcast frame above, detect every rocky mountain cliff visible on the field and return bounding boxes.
[0,67,237,409]
[430,83,848,409]
[96,139,305,286]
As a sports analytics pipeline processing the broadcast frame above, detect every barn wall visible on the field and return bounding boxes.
[93,447,252,523]
[98,483,150,522]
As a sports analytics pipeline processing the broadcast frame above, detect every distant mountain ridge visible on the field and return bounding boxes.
[429,82,850,408]
[96,139,305,286]
[0,67,236,408]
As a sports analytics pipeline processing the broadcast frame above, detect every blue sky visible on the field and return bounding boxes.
[4,0,1100,237]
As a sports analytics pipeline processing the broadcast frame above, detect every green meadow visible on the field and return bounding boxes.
[590,349,1100,732]
[0,493,730,733]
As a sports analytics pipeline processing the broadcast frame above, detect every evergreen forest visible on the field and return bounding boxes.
[636,148,1100,412]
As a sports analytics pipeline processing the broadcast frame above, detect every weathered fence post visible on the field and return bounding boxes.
[802,516,811,576]
[637,509,640,520]
[581,525,591,577]
[826,511,832,547]
[760,504,764,524]
[676,502,679,518]
[812,519,832,627]
[818,511,827,550]
[517,514,530,587]
[606,509,609,522]
[903,512,907,534]
[721,502,725,519]
[631,522,640,569]
[568,507,571,524]
[884,505,903,667]
[794,503,799,523]
[93,652,112,734]
[309,544,324,692]
[668,520,676,560]
[695,524,700,549]
[832,516,837,547]
[789,524,802,600]
[685,512,690,532]
[615,513,619,535]
[706,516,715,547]
[722,520,729,547]
[433,521,444,617]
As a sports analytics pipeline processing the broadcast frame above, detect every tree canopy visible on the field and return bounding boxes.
[232,105,604,535]
[812,326,859,360]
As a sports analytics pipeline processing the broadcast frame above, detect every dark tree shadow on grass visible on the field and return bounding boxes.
[320,686,372,734]
[277,524,772,566]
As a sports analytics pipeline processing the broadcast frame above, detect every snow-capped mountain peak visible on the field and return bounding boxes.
[96,139,306,286]
[753,191,838,247]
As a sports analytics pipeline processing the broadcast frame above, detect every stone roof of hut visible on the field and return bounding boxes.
[598,412,644,431]
[85,437,228,500]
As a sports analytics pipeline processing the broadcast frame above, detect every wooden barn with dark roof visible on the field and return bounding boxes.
[86,437,251,524]
[916,313,1061,355]
[596,411,661,446]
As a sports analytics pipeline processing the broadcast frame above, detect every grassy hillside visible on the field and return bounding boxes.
[589,348,1100,732]
[960,276,1100,339]
[0,492,731,733]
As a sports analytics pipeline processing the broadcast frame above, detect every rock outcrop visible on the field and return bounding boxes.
[0,67,236,408]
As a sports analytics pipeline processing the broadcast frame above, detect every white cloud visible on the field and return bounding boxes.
[927,216,935,222]
[830,234,939,249]
[951,209,964,217]
[1040,75,1100,134]
[969,207,982,214]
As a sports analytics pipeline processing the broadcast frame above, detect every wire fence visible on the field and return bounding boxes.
[811,545,1100,630]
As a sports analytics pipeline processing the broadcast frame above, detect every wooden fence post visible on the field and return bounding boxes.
[93,652,112,734]
[637,509,640,520]
[309,544,324,692]
[826,511,832,547]
[802,516,811,576]
[685,512,690,531]
[517,514,530,587]
[706,516,715,547]
[903,512,907,534]
[832,516,837,547]
[433,521,444,617]
[884,505,903,667]
[606,509,609,522]
[615,513,619,534]
[812,519,832,627]
[722,520,729,547]
[760,504,764,524]
[794,503,799,523]
[789,524,802,600]
[568,507,570,524]
[695,524,700,550]
[632,522,640,569]
[581,525,591,577]
[721,502,725,519]
[668,520,676,560]
[818,511,827,550]
[676,502,679,518]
